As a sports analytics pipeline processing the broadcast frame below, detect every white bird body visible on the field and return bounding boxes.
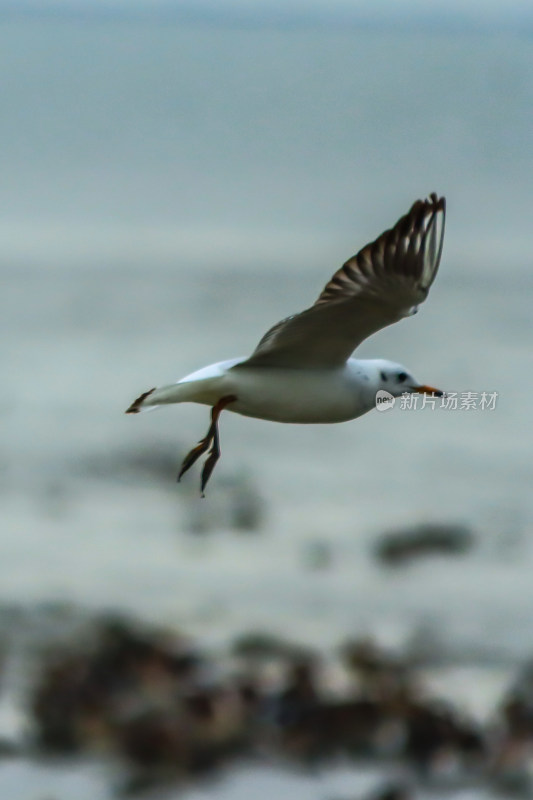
[126,194,446,492]
[142,358,403,424]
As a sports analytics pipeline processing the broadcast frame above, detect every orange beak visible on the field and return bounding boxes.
[414,384,444,397]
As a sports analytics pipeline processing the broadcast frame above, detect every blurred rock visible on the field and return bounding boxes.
[325,783,413,800]
[367,782,412,800]
[373,523,474,567]
[76,444,180,486]
[75,444,265,533]
[17,605,533,796]
[340,637,411,694]
[231,631,312,662]
[182,472,264,534]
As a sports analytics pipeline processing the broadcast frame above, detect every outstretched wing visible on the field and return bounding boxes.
[238,194,445,369]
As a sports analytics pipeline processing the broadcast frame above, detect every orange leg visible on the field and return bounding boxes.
[177,395,237,494]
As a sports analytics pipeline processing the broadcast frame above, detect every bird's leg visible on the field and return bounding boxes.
[177,395,236,491]
[177,433,213,483]
[200,420,221,497]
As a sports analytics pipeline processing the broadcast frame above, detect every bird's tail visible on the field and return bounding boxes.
[125,387,158,414]
[125,382,195,414]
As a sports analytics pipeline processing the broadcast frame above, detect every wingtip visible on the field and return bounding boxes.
[427,192,446,212]
[125,387,156,414]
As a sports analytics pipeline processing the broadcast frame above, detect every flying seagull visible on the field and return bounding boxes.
[126,193,446,494]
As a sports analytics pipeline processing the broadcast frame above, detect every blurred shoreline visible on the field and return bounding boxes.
[0,602,530,799]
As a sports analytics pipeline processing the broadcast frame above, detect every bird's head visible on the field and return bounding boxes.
[373,360,444,399]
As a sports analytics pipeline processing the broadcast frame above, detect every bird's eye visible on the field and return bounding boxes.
[380,371,387,382]
[397,372,408,383]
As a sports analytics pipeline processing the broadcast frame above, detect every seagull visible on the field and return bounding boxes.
[126,193,446,494]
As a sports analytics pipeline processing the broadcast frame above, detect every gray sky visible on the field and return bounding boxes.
[1,3,532,270]
[1,0,533,29]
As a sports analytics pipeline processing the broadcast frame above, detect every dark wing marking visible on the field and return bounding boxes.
[237,194,445,369]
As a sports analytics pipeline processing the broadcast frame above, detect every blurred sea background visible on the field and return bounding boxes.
[2,1,533,797]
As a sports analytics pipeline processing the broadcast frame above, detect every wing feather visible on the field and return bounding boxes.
[238,194,445,369]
